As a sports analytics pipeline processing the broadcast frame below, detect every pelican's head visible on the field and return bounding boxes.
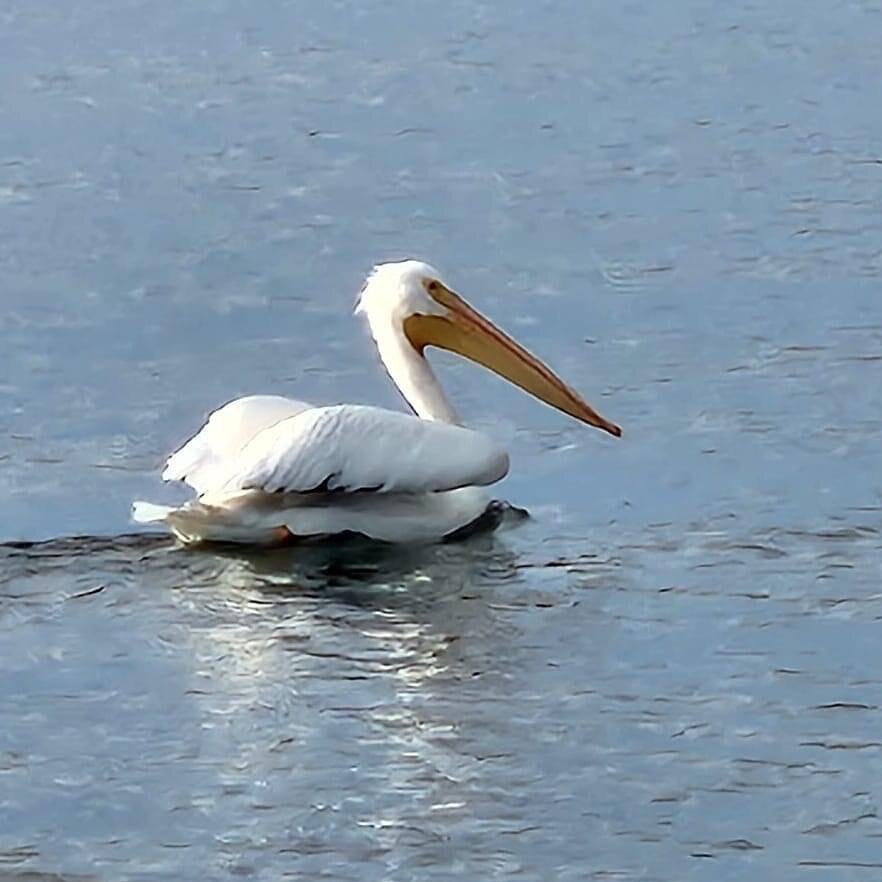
[357,260,449,320]
[357,259,621,437]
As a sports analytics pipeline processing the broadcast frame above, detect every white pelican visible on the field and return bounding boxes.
[133,260,621,545]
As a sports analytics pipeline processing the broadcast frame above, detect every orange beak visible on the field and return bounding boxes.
[404,282,621,438]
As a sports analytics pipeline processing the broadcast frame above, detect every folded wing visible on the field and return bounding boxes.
[163,395,313,495]
[205,404,510,497]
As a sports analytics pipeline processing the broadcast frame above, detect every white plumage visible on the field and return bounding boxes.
[162,395,311,495]
[133,260,620,545]
[206,404,508,496]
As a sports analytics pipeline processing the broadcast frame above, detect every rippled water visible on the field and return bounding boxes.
[3,1,882,879]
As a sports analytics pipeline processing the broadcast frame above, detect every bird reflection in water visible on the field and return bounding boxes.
[158,527,537,855]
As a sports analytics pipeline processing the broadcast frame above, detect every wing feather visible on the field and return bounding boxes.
[211,405,509,496]
[163,395,312,494]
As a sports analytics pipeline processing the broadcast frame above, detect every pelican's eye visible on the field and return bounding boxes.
[424,278,441,296]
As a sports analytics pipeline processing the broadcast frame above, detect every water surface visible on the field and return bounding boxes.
[3,1,882,879]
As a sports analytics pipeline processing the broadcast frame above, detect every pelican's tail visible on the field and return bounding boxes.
[132,499,203,544]
[131,496,293,546]
[132,501,176,524]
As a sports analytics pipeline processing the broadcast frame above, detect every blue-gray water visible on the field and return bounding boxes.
[3,1,882,879]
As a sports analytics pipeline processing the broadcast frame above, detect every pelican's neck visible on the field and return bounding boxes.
[372,323,460,424]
